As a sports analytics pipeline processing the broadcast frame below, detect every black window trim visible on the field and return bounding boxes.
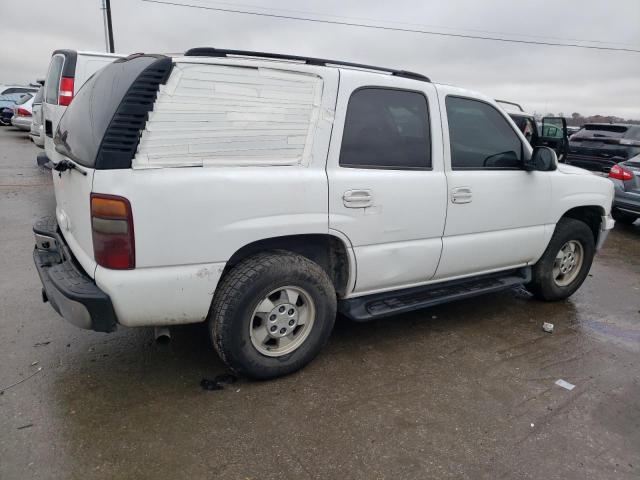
[446,94,527,172]
[339,85,433,171]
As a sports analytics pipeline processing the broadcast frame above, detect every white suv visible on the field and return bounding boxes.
[33,49,615,379]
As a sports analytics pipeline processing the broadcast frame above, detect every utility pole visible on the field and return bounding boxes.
[101,0,115,53]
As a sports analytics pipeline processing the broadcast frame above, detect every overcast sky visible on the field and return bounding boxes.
[1,0,638,118]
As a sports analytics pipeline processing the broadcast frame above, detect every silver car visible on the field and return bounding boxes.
[29,86,44,147]
[10,93,34,131]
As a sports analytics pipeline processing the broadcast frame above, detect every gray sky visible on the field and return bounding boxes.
[1,0,638,118]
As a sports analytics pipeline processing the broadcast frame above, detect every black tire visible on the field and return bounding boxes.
[209,251,336,380]
[527,218,595,301]
[612,209,638,225]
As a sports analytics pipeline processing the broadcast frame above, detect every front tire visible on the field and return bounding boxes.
[209,251,336,380]
[527,218,595,301]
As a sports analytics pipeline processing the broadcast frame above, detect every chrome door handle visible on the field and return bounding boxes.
[451,187,472,204]
[343,189,373,208]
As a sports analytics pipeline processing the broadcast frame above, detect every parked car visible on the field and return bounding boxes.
[29,86,45,147]
[11,93,35,131]
[495,100,569,161]
[567,126,581,136]
[608,155,640,224]
[1,93,33,127]
[567,123,640,173]
[0,93,27,126]
[42,50,125,164]
[33,49,615,379]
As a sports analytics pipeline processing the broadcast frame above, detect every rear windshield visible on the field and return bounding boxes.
[573,124,640,140]
[1,87,36,95]
[574,124,628,139]
[54,56,160,168]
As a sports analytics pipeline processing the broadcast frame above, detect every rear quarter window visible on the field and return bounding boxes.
[33,87,44,104]
[133,63,324,168]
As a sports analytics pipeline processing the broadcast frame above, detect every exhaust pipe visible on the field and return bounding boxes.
[154,326,171,344]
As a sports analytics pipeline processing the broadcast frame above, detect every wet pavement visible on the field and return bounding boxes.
[1,127,639,479]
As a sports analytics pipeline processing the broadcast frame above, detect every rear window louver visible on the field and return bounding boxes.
[95,57,172,169]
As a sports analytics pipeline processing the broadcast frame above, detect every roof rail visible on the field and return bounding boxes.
[495,99,524,112]
[184,48,430,82]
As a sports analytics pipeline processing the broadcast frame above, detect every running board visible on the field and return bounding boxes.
[339,267,531,322]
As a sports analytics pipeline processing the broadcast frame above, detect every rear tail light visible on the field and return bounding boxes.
[609,164,634,181]
[58,76,75,106]
[17,107,31,117]
[90,193,135,269]
[619,138,640,147]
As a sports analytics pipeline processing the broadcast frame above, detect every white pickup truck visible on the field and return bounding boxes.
[33,49,615,379]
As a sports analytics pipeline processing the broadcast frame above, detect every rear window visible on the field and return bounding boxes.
[45,55,65,104]
[55,56,164,168]
[340,88,431,169]
[1,87,36,95]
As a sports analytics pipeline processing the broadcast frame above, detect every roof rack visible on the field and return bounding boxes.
[495,99,524,112]
[184,48,430,82]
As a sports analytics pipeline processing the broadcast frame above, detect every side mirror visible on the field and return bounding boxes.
[525,146,558,171]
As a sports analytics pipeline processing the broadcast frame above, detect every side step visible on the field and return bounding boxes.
[339,267,531,322]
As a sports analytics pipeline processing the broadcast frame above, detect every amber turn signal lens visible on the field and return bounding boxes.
[91,196,129,218]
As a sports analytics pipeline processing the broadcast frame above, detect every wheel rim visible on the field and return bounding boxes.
[249,286,316,357]
[552,240,584,287]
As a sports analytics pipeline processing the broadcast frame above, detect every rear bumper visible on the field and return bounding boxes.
[33,216,117,332]
[11,115,31,131]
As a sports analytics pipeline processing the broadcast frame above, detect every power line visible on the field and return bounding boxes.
[192,0,640,48]
[141,0,640,53]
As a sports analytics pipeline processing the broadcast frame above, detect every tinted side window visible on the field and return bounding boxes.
[340,88,431,169]
[446,97,523,170]
[45,55,64,104]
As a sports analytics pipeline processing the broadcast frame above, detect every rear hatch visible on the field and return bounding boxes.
[568,124,640,170]
[51,54,172,277]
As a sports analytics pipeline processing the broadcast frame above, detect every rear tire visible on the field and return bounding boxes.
[527,218,595,301]
[209,251,336,380]
[612,209,638,225]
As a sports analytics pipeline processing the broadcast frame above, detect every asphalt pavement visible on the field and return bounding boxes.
[1,127,639,479]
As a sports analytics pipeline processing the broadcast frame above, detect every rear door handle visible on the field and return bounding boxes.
[343,189,373,208]
[451,187,472,204]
